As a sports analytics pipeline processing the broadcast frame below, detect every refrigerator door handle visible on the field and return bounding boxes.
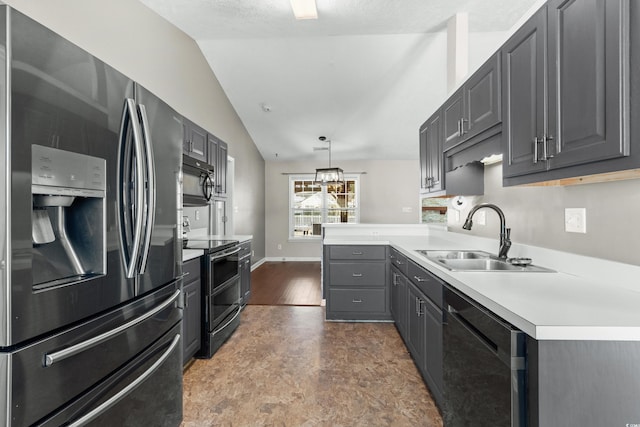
[44,289,181,367]
[66,333,181,427]
[137,103,156,275]
[118,98,146,279]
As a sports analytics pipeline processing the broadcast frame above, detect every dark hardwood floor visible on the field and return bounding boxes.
[249,261,322,306]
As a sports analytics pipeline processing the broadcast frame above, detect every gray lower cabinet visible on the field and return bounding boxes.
[324,245,391,321]
[503,0,632,185]
[239,241,251,307]
[389,247,444,408]
[182,257,202,366]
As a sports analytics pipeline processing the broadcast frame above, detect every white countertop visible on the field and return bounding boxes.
[182,230,252,262]
[323,224,640,341]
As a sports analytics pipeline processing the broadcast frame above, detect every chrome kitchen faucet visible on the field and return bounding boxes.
[462,203,511,259]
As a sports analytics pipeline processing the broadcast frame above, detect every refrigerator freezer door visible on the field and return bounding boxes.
[4,8,137,346]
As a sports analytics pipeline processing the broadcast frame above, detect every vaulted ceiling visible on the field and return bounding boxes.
[139,0,542,162]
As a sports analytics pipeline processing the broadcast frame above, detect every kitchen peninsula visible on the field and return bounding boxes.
[323,223,640,427]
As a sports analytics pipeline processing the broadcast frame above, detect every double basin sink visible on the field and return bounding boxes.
[416,250,555,273]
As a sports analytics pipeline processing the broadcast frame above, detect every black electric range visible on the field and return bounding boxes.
[184,236,242,359]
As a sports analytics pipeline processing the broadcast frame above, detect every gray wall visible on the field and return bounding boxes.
[447,163,640,266]
[265,159,419,259]
[6,0,266,261]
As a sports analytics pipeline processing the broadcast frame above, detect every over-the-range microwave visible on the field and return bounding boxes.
[182,155,214,206]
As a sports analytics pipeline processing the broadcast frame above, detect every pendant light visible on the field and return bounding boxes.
[314,136,344,186]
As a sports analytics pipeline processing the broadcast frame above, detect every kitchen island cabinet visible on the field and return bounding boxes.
[182,257,202,366]
[324,245,391,321]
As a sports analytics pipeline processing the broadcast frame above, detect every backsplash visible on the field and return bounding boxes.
[442,163,640,266]
[182,206,210,231]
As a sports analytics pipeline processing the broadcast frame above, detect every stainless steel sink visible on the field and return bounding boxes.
[416,250,555,272]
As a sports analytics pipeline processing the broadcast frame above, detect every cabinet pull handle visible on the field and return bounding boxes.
[352,251,363,255]
[395,260,404,266]
[460,118,468,135]
[417,298,424,316]
[413,275,426,283]
[457,119,462,137]
[544,135,555,159]
[352,273,363,277]
[352,299,363,303]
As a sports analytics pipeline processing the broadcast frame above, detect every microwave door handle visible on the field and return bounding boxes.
[137,104,156,274]
[203,173,214,201]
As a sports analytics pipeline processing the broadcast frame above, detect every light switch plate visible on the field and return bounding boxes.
[476,210,486,226]
[565,208,586,233]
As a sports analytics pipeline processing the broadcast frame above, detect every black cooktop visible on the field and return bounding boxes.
[183,237,238,254]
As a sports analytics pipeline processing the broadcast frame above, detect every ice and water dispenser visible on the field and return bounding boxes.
[31,145,106,290]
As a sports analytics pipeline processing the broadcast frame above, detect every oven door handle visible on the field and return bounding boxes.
[213,304,241,335]
[44,290,181,367]
[210,247,241,260]
[66,333,181,427]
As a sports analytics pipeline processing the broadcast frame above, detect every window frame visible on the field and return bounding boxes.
[288,174,360,241]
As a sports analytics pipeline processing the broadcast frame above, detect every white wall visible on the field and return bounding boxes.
[447,163,640,266]
[265,159,420,259]
[5,0,267,260]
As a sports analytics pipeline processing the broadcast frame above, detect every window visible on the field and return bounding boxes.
[289,175,359,239]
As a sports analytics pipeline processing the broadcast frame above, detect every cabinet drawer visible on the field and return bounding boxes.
[408,260,443,308]
[183,257,201,281]
[389,247,408,276]
[329,288,386,313]
[329,262,386,286]
[329,245,386,260]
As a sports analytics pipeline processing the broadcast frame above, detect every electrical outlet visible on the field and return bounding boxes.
[476,210,486,226]
[195,210,200,221]
[277,244,282,250]
[402,207,413,213]
[565,208,586,233]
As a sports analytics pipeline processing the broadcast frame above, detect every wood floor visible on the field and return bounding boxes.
[182,305,443,426]
[248,261,322,306]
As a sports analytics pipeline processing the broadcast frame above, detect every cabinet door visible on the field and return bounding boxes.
[502,7,548,178]
[442,89,464,151]
[419,123,429,191]
[426,113,443,193]
[183,121,207,162]
[547,0,629,169]
[465,53,501,141]
[420,112,443,193]
[407,284,426,373]
[182,277,201,364]
[391,269,408,339]
[424,297,443,405]
[207,133,218,173]
[216,140,228,196]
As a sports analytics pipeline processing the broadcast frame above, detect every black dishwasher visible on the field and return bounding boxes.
[443,286,527,427]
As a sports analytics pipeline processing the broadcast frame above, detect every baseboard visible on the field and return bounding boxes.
[263,257,322,262]
[251,258,266,271]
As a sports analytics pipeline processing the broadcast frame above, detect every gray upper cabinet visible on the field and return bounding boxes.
[503,0,631,184]
[442,52,502,152]
[502,6,548,177]
[183,120,208,162]
[419,111,444,194]
[208,134,228,197]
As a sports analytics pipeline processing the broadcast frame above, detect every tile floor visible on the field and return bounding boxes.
[182,305,443,426]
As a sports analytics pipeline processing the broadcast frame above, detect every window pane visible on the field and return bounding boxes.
[292,209,322,236]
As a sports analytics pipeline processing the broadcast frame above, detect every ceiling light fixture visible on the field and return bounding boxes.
[314,136,344,186]
[290,0,318,20]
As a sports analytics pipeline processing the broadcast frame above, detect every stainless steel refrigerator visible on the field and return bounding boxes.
[0,7,184,426]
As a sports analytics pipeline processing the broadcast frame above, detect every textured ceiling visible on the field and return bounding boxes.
[140,0,543,162]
